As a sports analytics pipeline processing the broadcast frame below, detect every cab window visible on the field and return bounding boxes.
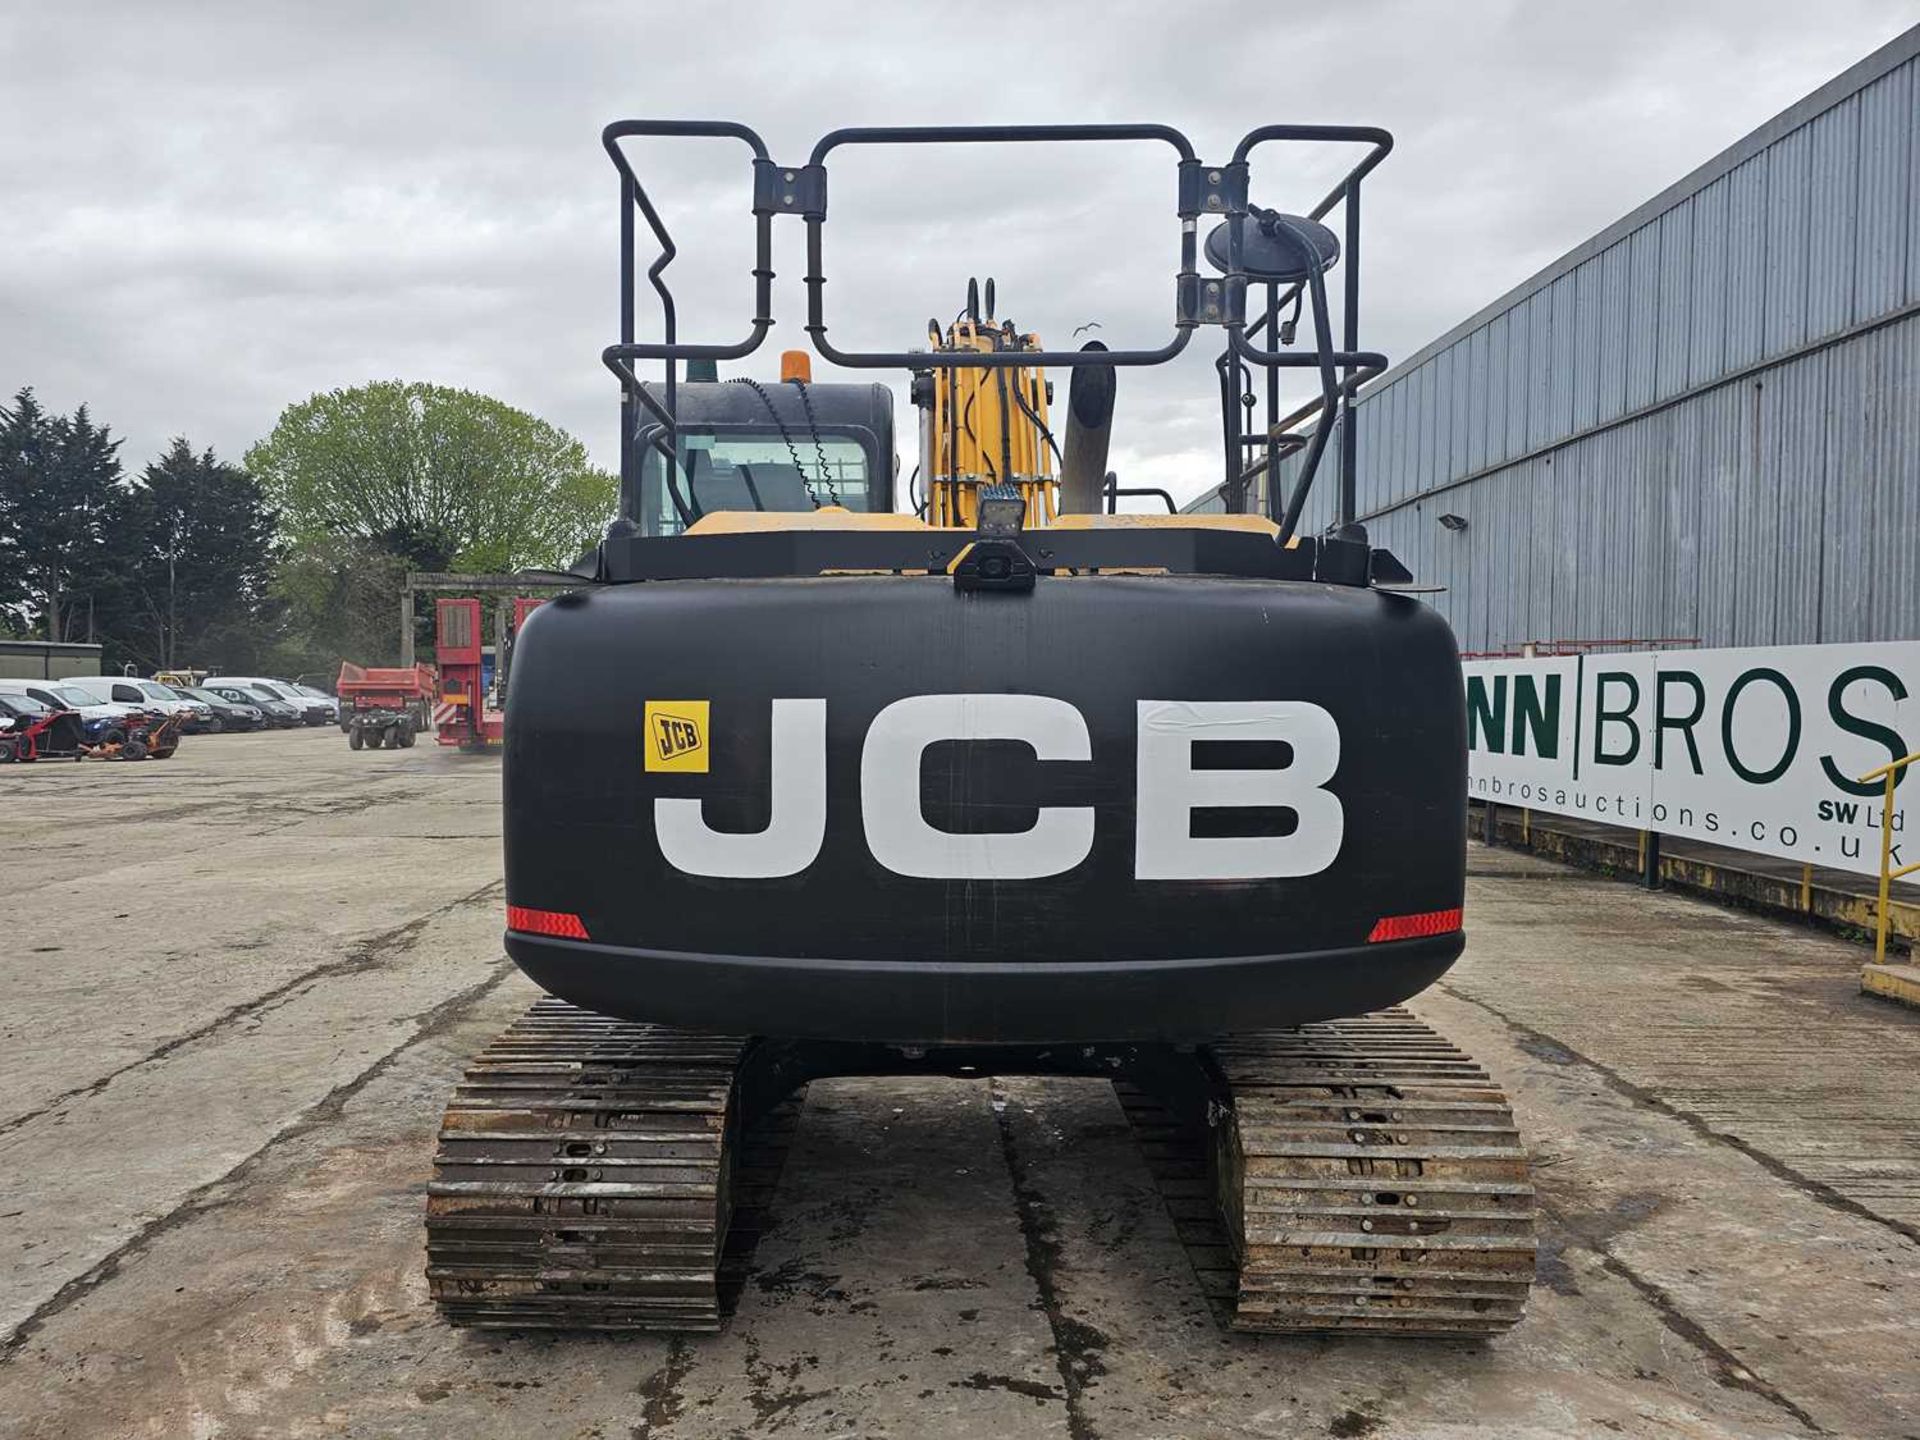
[640,431,874,536]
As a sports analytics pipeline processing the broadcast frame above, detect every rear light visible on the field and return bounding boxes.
[507,905,590,940]
[1366,907,1463,943]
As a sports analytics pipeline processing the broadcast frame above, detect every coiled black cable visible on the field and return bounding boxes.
[727,376,819,508]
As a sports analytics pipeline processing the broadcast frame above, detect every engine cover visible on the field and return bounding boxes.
[502,573,1467,1042]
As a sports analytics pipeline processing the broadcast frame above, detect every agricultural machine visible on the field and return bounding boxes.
[0,697,85,762]
[336,662,435,751]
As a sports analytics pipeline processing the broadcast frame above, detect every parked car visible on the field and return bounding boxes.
[204,681,303,728]
[288,682,341,724]
[208,676,334,727]
[175,685,266,732]
[157,684,220,733]
[62,676,217,733]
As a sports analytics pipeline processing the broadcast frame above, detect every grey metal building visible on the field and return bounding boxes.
[1215,25,1920,653]
[0,639,105,681]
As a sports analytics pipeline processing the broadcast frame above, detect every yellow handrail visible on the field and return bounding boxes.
[1859,749,1920,966]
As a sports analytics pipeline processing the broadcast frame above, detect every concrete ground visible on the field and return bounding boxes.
[3,728,1918,1440]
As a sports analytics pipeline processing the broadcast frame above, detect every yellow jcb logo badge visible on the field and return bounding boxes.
[645,701,709,773]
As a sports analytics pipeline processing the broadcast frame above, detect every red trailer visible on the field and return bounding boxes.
[337,661,435,751]
[431,596,544,749]
[432,599,489,748]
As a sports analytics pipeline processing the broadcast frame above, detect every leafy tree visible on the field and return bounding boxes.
[0,397,24,632]
[246,381,615,574]
[267,533,412,675]
[0,392,283,670]
[107,438,280,672]
[0,388,125,642]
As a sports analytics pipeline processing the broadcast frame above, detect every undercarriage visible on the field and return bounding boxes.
[428,999,1535,1339]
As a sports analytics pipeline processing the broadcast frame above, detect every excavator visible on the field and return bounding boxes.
[424,122,1538,1339]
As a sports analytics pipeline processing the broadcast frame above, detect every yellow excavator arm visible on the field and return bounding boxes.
[921,283,1059,529]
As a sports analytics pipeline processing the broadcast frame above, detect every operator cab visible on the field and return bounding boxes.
[632,359,895,536]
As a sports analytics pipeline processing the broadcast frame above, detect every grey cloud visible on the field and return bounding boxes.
[2,1,1911,507]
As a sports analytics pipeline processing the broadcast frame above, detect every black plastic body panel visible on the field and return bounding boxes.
[502,573,1467,1044]
[508,931,1459,1045]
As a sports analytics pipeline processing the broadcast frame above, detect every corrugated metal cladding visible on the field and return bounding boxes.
[1247,25,1920,653]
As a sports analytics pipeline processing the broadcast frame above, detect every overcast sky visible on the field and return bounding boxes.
[3,2,1913,508]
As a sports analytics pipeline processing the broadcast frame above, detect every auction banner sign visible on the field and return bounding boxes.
[1463,643,1916,884]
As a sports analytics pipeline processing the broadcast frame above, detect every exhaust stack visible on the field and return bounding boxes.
[1057,341,1116,514]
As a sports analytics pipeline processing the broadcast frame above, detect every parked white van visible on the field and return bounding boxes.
[0,679,146,730]
[62,677,215,731]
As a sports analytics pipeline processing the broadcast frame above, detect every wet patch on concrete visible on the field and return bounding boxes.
[633,1338,692,1435]
[992,1079,1111,1440]
[952,1371,1062,1403]
[1326,1399,1385,1436]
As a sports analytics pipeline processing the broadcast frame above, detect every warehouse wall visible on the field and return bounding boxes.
[1262,25,1920,652]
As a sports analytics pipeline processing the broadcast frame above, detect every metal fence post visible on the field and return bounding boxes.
[1875,768,1895,965]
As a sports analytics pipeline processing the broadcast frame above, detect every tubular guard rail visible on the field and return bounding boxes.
[599,120,1393,542]
[1862,749,1920,965]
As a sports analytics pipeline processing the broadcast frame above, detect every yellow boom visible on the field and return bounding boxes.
[922,288,1058,530]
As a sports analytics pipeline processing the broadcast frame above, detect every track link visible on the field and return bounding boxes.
[1127,1008,1537,1339]
[426,998,793,1331]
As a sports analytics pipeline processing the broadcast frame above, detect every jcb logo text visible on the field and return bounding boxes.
[653,696,1343,881]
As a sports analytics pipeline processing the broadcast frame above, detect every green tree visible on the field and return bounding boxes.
[246,381,615,573]
[0,395,26,632]
[109,438,280,672]
[266,533,413,675]
[0,388,126,642]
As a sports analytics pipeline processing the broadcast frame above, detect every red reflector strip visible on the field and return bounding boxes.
[507,905,589,940]
[1367,907,1463,944]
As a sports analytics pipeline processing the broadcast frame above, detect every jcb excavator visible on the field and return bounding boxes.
[425,122,1537,1338]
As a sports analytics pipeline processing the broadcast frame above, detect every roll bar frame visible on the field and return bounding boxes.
[600,120,1392,542]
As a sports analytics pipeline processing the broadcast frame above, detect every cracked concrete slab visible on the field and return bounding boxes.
[0,732,502,1123]
[3,726,1918,1438]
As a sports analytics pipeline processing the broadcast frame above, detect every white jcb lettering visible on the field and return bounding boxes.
[862,694,1094,879]
[654,698,826,878]
[1134,700,1344,879]
[654,696,1347,882]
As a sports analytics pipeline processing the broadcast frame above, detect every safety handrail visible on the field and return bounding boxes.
[803,125,1198,370]
[1859,748,1919,966]
[598,118,1395,544]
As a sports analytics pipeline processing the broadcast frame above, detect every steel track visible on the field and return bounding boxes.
[426,998,800,1330]
[429,1000,1533,1338]
[1126,1008,1537,1338]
